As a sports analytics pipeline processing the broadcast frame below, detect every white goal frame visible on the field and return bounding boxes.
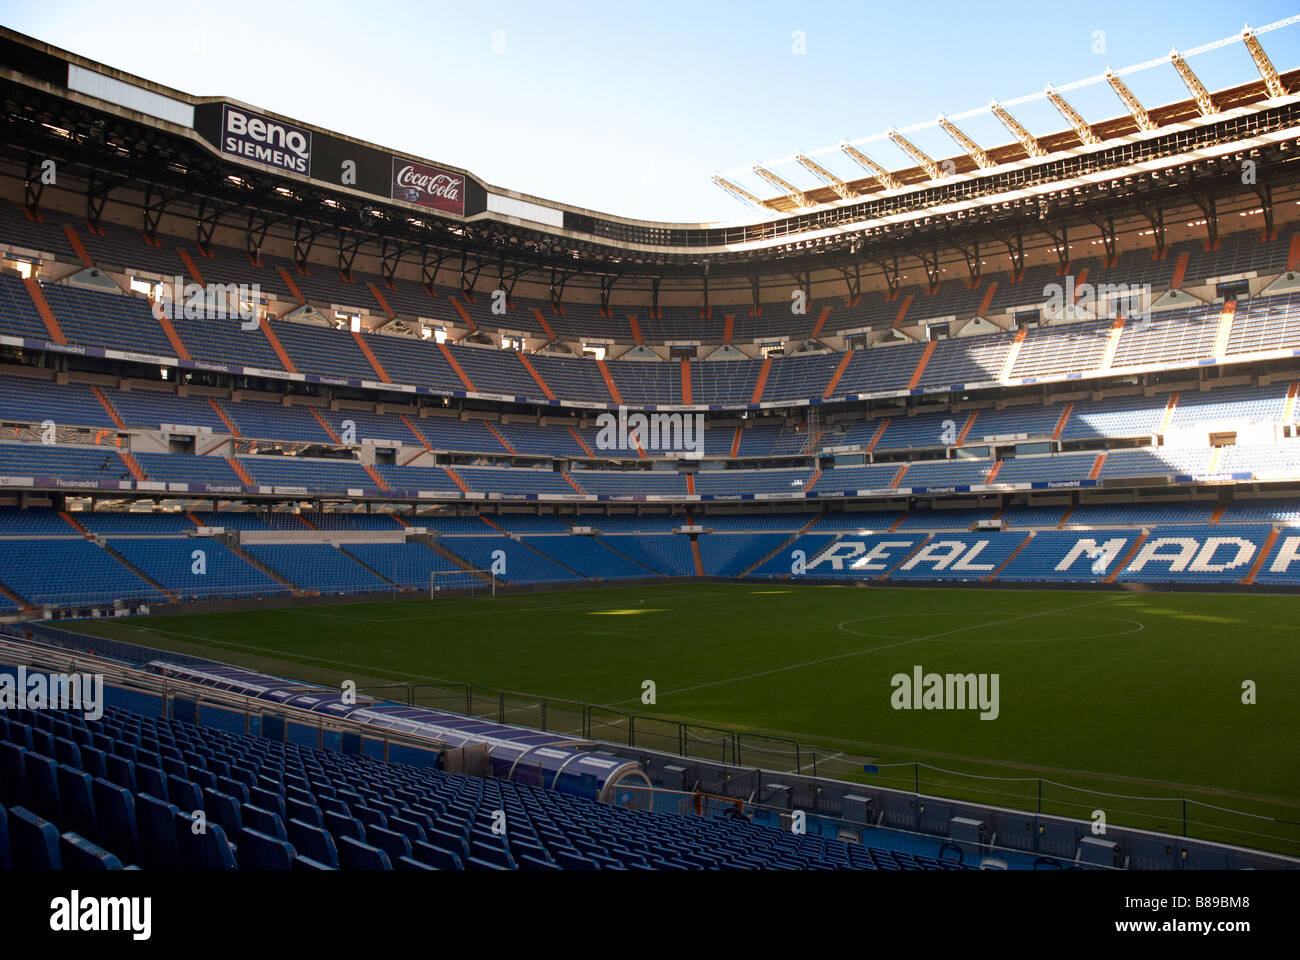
[430,569,496,598]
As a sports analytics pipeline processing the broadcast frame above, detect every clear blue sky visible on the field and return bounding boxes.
[3,1,1300,222]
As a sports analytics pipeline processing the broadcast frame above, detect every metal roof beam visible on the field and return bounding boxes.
[1243,24,1285,98]
[1046,85,1101,146]
[751,163,817,208]
[1170,48,1217,116]
[937,114,994,169]
[795,151,859,199]
[710,174,777,211]
[839,141,902,190]
[1105,69,1155,131]
[989,99,1046,158]
[888,127,942,180]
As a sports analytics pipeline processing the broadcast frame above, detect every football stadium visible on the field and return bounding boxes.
[0,5,1298,913]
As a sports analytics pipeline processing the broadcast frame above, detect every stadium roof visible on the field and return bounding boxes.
[719,18,1300,214]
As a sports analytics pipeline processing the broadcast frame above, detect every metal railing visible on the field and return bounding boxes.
[0,634,486,769]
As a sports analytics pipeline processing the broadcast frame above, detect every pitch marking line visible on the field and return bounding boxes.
[603,594,1127,707]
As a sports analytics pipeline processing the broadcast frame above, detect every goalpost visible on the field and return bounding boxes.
[430,569,496,598]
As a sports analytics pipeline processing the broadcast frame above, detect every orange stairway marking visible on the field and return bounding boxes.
[442,465,471,494]
[890,293,914,330]
[803,468,822,493]
[450,297,476,330]
[275,266,305,304]
[1105,532,1147,583]
[822,350,854,399]
[685,473,695,496]
[1283,381,1300,423]
[1056,507,1074,528]
[1158,392,1180,434]
[530,307,556,341]
[1242,528,1280,585]
[89,386,126,429]
[999,327,1027,379]
[1070,268,1090,299]
[977,281,998,317]
[117,450,146,482]
[1212,301,1236,361]
[956,411,977,445]
[59,511,90,536]
[177,248,207,287]
[865,418,890,453]
[1089,452,1107,480]
[984,532,1033,581]
[1099,316,1125,371]
[362,463,389,490]
[23,277,67,344]
[485,422,516,454]
[259,318,298,373]
[308,407,342,444]
[722,315,735,344]
[151,304,192,362]
[568,426,595,458]
[1170,251,1190,289]
[907,341,936,389]
[985,460,1003,483]
[400,414,432,450]
[1052,402,1074,441]
[751,357,772,403]
[62,224,93,267]
[208,397,241,437]
[351,330,391,382]
[680,359,692,404]
[810,306,831,339]
[1209,503,1226,525]
[438,343,477,391]
[690,537,705,576]
[517,353,556,400]
[366,282,394,317]
[1285,234,1300,271]
[729,427,742,458]
[891,463,909,488]
[564,473,586,495]
[226,458,255,486]
[627,315,643,344]
[595,359,623,404]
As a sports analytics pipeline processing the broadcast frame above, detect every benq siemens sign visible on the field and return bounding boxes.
[220,104,311,175]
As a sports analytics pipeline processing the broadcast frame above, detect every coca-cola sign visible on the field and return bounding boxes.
[391,158,465,215]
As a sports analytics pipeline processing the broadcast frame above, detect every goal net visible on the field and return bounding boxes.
[430,569,496,598]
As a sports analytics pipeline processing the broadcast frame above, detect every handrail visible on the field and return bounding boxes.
[0,634,454,760]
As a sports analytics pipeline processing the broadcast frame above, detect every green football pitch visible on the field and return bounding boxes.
[72,583,1300,855]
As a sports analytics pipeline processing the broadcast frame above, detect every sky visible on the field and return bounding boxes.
[3,1,1300,224]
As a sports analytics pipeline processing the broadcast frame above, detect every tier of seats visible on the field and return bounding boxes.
[0,701,967,870]
[1,499,1297,609]
[6,252,1300,410]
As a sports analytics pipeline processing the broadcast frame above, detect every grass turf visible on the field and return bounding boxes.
[71,582,1300,856]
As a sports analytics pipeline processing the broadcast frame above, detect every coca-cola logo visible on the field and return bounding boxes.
[391,157,465,214]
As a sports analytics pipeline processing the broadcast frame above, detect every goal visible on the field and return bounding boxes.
[430,569,496,598]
